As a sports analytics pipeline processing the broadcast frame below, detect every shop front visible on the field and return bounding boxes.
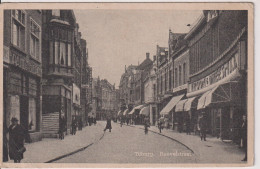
[4,48,42,142]
[187,49,246,142]
[159,94,184,129]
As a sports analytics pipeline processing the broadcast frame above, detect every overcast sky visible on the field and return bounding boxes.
[74,10,202,88]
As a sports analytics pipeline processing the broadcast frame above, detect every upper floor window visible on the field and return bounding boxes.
[179,65,182,86]
[12,10,26,51]
[49,41,72,66]
[52,10,60,17]
[30,19,41,60]
[174,68,178,88]
[183,63,186,84]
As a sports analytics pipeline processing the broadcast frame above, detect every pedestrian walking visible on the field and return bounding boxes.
[71,116,77,135]
[78,118,83,131]
[158,117,164,133]
[93,117,97,125]
[8,117,26,163]
[104,116,112,132]
[199,113,207,141]
[241,115,247,161]
[144,117,150,135]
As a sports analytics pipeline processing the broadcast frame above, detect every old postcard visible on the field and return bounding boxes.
[0,2,254,168]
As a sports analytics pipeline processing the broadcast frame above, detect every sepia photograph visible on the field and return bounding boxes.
[0,2,254,168]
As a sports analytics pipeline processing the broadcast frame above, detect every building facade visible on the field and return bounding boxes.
[185,10,248,141]
[3,10,43,142]
[41,10,79,137]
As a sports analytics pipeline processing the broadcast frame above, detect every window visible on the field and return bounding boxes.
[183,63,186,84]
[60,42,66,65]
[52,10,60,17]
[30,19,41,60]
[179,65,182,86]
[174,68,178,87]
[12,10,25,51]
[169,70,172,89]
[68,44,71,66]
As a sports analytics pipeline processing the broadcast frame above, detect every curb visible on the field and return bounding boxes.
[45,131,106,163]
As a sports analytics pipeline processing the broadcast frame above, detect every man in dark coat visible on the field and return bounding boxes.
[241,115,247,161]
[199,114,207,141]
[8,117,26,163]
[104,117,112,132]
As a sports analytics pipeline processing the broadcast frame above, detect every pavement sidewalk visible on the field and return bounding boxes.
[131,124,245,163]
[19,122,105,163]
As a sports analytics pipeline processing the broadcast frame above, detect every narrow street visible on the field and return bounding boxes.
[54,122,196,163]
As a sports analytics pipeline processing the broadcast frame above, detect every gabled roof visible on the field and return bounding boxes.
[137,57,153,70]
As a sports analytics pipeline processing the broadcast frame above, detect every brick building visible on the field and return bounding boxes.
[3,10,43,142]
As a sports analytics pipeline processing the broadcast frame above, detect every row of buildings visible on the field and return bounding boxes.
[91,77,120,120]
[119,10,247,141]
[3,10,93,142]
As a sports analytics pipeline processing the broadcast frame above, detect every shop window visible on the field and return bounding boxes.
[29,98,37,131]
[12,10,25,51]
[30,19,41,61]
[10,95,20,122]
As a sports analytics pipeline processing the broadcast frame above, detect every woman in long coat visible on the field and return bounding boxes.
[9,117,26,163]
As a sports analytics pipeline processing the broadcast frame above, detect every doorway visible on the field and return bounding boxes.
[20,95,29,131]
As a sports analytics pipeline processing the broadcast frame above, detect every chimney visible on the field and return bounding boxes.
[146,53,150,59]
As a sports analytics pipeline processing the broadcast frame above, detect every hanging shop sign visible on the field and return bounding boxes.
[73,83,80,105]
[10,51,42,76]
[189,53,239,92]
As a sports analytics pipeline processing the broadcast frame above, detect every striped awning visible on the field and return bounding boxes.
[160,94,185,115]
[140,106,149,116]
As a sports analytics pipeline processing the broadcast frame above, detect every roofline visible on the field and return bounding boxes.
[185,13,206,40]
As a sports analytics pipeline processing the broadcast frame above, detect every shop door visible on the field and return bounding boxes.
[20,96,29,131]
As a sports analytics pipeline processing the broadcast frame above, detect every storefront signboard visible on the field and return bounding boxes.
[10,51,42,76]
[189,53,239,92]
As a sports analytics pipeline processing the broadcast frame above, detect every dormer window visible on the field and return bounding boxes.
[52,10,60,17]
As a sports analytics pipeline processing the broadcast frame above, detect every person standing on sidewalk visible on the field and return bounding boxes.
[241,114,247,161]
[59,115,65,140]
[104,116,112,132]
[3,121,9,162]
[8,117,26,163]
[199,113,207,141]
[71,116,77,135]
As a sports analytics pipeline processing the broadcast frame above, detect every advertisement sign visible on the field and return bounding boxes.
[189,53,239,92]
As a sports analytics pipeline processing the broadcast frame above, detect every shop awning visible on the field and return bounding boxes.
[123,109,129,116]
[160,94,185,115]
[175,99,188,112]
[140,106,149,116]
[117,110,122,116]
[129,105,144,115]
[184,97,197,111]
[197,81,241,110]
